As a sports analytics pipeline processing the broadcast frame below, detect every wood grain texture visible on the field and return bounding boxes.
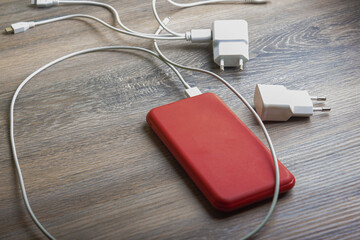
[0,0,359,239]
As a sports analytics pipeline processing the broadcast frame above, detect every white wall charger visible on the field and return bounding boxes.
[212,20,249,71]
[254,84,331,121]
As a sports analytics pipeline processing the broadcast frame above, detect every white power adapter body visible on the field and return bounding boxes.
[212,20,249,71]
[254,84,330,121]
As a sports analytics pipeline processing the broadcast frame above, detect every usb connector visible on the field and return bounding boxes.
[4,22,35,34]
[31,0,59,7]
[185,87,202,98]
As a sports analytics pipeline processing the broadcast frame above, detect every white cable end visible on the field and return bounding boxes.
[5,22,35,34]
[188,29,212,43]
[157,18,171,31]
[185,87,202,98]
[162,17,171,25]
[156,17,171,34]
[31,0,59,7]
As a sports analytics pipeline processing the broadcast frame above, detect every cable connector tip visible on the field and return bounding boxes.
[6,22,35,34]
[185,87,202,98]
[5,27,14,34]
[31,0,59,8]
[163,17,170,25]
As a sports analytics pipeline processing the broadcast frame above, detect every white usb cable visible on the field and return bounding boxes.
[31,0,176,37]
[5,14,186,40]
[152,0,184,37]
[6,0,187,40]
[152,0,268,37]
[5,0,266,70]
[10,42,280,239]
[167,0,268,8]
[10,45,194,240]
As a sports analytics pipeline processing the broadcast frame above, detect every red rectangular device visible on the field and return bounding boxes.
[147,93,295,211]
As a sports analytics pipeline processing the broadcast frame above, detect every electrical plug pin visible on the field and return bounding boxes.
[239,59,244,71]
[310,96,327,101]
[220,59,225,71]
[313,107,331,112]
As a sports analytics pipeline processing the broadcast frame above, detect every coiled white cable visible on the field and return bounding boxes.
[57,0,176,37]
[152,0,185,37]
[153,20,280,240]
[152,0,268,37]
[33,14,186,40]
[10,45,191,240]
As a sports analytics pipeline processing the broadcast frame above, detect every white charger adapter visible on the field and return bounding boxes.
[254,84,331,121]
[212,20,249,71]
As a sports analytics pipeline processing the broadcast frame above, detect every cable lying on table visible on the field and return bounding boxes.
[10,41,280,239]
[153,19,280,240]
[167,0,268,8]
[152,0,267,37]
[5,14,186,40]
[5,0,267,70]
[152,0,252,70]
[31,0,175,37]
[6,0,185,39]
[8,2,280,240]
[10,45,193,240]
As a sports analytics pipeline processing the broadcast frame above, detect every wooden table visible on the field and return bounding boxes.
[1,0,359,239]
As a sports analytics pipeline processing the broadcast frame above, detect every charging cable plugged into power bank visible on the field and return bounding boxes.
[4,0,330,240]
[5,0,251,71]
[9,44,282,240]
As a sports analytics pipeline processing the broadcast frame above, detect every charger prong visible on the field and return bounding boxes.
[220,58,225,71]
[311,96,327,101]
[239,58,244,71]
[313,107,331,112]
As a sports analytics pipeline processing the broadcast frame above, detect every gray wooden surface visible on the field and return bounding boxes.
[1,0,359,239]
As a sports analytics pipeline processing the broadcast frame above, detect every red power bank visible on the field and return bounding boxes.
[147,93,295,211]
